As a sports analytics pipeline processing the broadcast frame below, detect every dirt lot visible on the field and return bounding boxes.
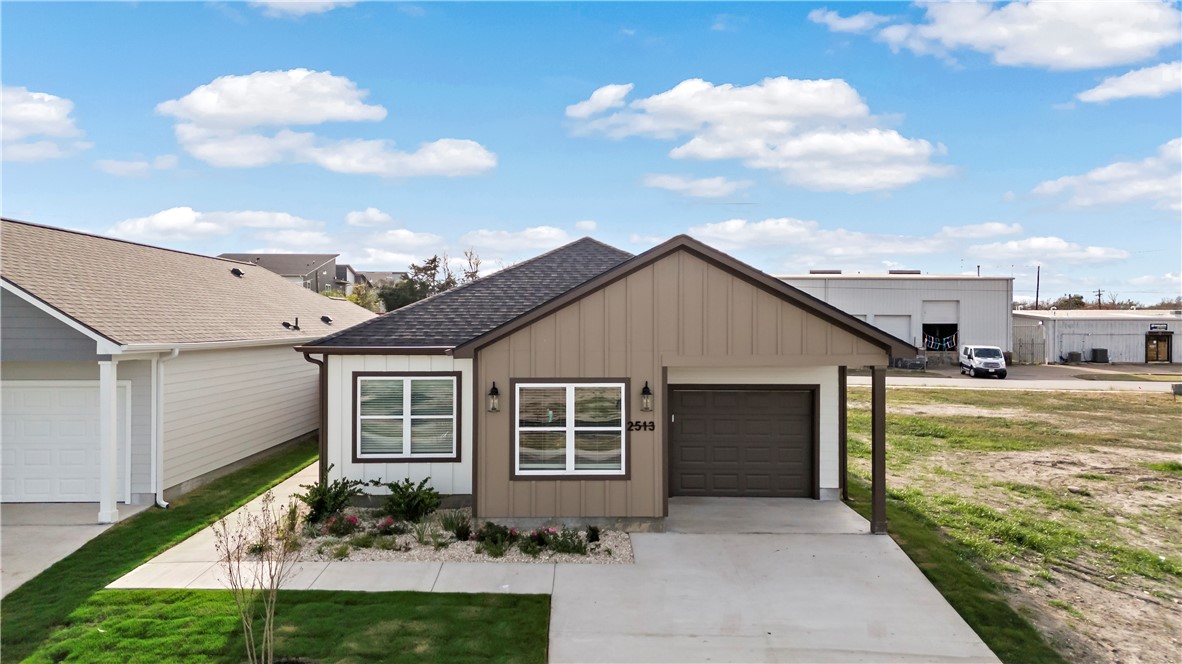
[848,388,1181,663]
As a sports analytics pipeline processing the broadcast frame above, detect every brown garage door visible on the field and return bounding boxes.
[670,388,814,498]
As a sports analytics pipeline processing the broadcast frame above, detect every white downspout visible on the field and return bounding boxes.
[152,348,180,508]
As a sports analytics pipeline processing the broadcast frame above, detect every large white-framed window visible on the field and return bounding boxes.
[355,373,458,461]
[514,381,626,476]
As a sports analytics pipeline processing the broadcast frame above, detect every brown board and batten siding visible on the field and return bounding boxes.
[474,248,890,519]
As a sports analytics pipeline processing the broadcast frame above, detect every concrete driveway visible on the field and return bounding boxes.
[549,498,999,663]
[2,502,149,598]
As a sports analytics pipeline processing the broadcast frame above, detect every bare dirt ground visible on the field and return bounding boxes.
[850,393,1182,663]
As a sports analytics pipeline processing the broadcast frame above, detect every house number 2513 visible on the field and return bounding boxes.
[627,421,655,432]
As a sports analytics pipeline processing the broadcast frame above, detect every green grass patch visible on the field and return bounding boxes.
[844,477,1065,664]
[28,589,549,663]
[996,482,1085,513]
[1047,600,1084,619]
[1143,460,1182,475]
[1073,373,1180,382]
[1075,473,1112,481]
[1,438,318,662]
[848,410,1110,454]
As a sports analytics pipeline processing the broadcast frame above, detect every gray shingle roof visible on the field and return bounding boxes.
[218,253,337,277]
[2,219,375,346]
[307,238,633,348]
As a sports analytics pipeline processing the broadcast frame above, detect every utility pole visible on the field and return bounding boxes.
[1095,289,1103,310]
[1035,265,1041,310]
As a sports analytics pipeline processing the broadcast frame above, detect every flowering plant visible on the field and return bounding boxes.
[321,514,361,537]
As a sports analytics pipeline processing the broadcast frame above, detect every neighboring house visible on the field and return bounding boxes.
[218,253,339,293]
[335,264,357,296]
[1,219,375,522]
[356,271,407,287]
[1013,309,1181,364]
[298,236,912,532]
[779,272,1013,364]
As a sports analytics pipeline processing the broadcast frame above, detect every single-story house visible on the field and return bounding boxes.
[1,219,375,522]
[298,235,912,532]
[1013,309,1181,364]
[217,252,339,293]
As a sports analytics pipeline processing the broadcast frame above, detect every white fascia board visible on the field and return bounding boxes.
[120,336,324,353]
[1,278,122,355]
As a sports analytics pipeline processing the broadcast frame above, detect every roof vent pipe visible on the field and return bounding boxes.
[230,268,245,277]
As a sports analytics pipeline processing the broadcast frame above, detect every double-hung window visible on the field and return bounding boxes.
[356,374,458,460]
[515,382,625,476]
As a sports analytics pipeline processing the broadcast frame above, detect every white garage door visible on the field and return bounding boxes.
[1,381,130,503]
[874,315,912,344]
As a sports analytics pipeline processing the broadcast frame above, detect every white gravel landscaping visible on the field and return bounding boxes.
[296,507,634,565]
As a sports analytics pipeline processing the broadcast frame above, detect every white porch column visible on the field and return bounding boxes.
[98,358,120,523]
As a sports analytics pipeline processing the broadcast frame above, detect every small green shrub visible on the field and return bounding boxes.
[246,539,272,555]
[439,509,470,539]
[474,522,516,558]
[412,521,433,546]
[296,465,368,523]
[431,532,452,550]
[518,538,543,558]
[349,533,376,549]
[548,527,587,555]
[331,544,350,560]
[379,478,442,522]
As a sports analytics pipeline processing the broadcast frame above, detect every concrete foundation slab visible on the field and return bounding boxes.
[310,561,442,592]
[431,562,555,595]
[665,497,870,534]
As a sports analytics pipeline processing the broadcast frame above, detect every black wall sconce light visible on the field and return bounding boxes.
[640,381,653,412]
[488,382,500,412]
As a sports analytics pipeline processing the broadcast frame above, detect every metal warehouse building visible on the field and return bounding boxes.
[1012,309,1181,364]
[779,272,1013,365]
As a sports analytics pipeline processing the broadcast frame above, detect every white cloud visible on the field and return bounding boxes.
[1127,273,1182,296]
[937,222,1023,239]
[369,228,446,250]
[710,14,744,32]
[2,86,89,162]
[1032,138,1181,211]
[95,154,178,177]
[969,237,1130,264]
[1077,61,1182,103]
[347,248,420,270]
[459,226,572,253]
[569,77,951,193]
[565,83,633,119]
[686,218,1128,270]
[258,229,333,249]
[642,173,752,198]
[346,207,394,227]
[109,207,317,242]
[157,69,496,177]
[807,8,891,34]
[250,1,353,17]
[574,220,598,232]
[873,1,1181,70]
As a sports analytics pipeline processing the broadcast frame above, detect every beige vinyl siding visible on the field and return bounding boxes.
[0,290,98,361]
[325,355,473,494]
[476,250,888,519]
[162,345,316,488]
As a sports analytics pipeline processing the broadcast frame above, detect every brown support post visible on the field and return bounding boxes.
[302,352,329,484]
[838,365,848,501]
[870,365,887,534]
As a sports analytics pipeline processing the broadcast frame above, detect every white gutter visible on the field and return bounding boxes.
[120,336,326,353]
[152,348,180,508]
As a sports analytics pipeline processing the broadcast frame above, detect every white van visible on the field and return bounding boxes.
[959,345,1007,379]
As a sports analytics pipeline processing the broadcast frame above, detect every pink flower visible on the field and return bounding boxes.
[346,516,359,524]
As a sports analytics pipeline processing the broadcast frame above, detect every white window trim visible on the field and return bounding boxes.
[357,375,457,460]
[514,382,626,476]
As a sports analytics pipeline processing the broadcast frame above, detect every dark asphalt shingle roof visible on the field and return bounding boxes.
[307,237,633,348]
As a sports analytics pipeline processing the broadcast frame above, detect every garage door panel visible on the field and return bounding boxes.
[1,382,129,503]
[671,388,814,498]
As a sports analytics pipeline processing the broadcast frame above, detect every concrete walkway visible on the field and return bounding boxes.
[110,466,998,663]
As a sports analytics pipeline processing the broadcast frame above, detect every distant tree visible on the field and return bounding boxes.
[346,283,381,312]
[1048,293,1088,310]
[378,251,481,312]
[1146,295,1182,310]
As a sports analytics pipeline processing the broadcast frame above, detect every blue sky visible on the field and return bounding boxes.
[4,1,1180,303]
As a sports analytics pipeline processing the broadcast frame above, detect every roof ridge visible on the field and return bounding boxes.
[1,217,255,266]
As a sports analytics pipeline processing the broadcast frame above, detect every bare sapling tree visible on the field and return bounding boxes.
[213,490,305,664]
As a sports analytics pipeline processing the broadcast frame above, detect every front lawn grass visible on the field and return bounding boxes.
[28,589,549,663]
[844,478,1065,664]
[1,438,318,662]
